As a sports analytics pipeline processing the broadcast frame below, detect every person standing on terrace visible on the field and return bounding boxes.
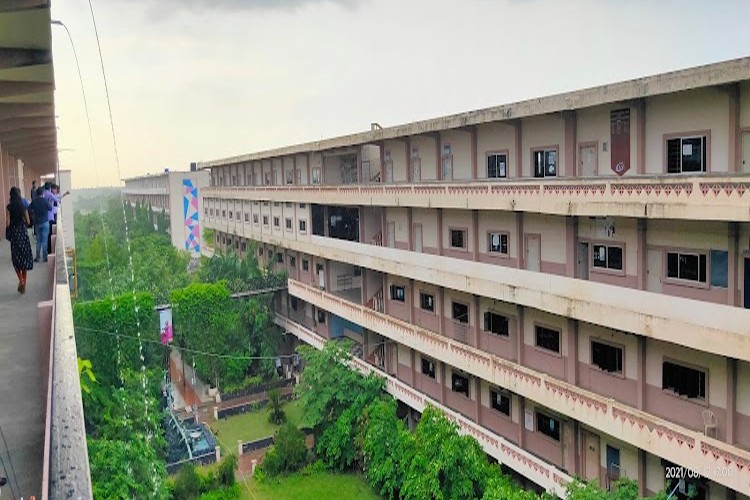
[5,187,33,293]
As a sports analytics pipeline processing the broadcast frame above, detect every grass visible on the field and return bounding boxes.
[238,471,380,500]
[210,400,304,453]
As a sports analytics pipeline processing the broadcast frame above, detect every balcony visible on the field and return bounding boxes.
[275,314,572,498]
[0,221,91,498]
[203,173,750,222]
[285,279,750,497]
[204,221,750,363]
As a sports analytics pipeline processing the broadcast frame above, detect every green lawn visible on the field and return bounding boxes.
[238,471,379,500]
[210,400,304,453]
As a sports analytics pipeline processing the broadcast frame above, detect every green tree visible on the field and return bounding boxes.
[89,435,169,499]
[267,388,286,425]
[260,423,309,476]
[170,282,246,388]
[360,399,414,499]
[173,463,202,500]
[402,405,491,500]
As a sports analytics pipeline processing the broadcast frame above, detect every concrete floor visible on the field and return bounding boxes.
[0,240,45,500]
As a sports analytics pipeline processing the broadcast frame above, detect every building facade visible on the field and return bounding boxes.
[200,58,750,499]
[123,168,210,255]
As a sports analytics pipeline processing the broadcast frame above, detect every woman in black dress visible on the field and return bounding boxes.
[5,187,33,293]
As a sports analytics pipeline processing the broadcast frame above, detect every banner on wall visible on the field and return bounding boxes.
[159,307,173,345]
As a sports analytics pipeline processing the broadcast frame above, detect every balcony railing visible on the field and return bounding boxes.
[43,219,92,498]
[203,172,750,221]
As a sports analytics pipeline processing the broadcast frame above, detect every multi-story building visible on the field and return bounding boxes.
[123,166,210,255]
[200,58,750,499]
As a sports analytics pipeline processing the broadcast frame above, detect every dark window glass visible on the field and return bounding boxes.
[253,214,259,224]
[662,361,706,399]
[534,149,557,177]
[535,326,560,353]
[421,358,436,378]
[276,253,284,263]
[450,229,466,249]
[709,250,728,288]
[299,220,307,232]
[484,312,509,336]
[316,309,326,324]
[263,215,269,225]
[290,297,298,311]
[537,413,561,441]
[290,256,296,267]
[667,137,706,173]
[286,218,293,229]
[608,246,623,270]
[593,244,607,268]
[452,302,469,323]
[667,252,706,283]
[591,341,623,373]
[489,233,508,254]
[302,259,309,271]
[490,390,511,416]
[420,292,435,312]
[487,154,508,178]
[273,216,280,227]
[451,373,470,397]
[390,285,405,302]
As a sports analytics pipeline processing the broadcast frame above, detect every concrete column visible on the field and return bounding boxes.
[407,207,413,251]
[292,155,298,185]
[473,295,481,349]
[564,110,577,177]
[565,421,578,476]
[474,377,481,423]
[358,206,365,244]
[516,305,525,365]
[516,212,524,269]
[513,120,523,178]
[472,210,479,262]
[637,219,648,290]
[215,445,221,462]
[307,152,312,185]
[637,449,647,497]
[325,259,331,292]
[727,83,741,173]
[566,216,578,278]
[438,287,445,336]
[437,208,444,256]
[383,273,389,315]
[636,336,646,411]
[361,268,367,306]
[378,142,385,183]
[406,137,412,183]
[566,319,578,385]
[238,440,243,456]
[408,278,415,323]
[435,132,442,180]
[380,207,386,245]
[470,126,478,180]
[636,99,646,175]
[729,222,739,306]
[440,362,447,404]
[727,357,737,444]
[213,406,219,420]
[323,206,329,237]
[410,348,416,387]
[518,396,526,448]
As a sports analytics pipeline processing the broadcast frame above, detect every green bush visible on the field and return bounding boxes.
[218,454,237,487]
[173,463,202,500]
[267,388,286,425]
[221,375,263,395]
[260,423,308,477]
[198,484,241,500]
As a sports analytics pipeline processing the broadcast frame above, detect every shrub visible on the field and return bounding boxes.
[260,423,308,477]
[198,484,241,500]
[217,454,237,487]
[173,463,201,500]
[267,388,286,425]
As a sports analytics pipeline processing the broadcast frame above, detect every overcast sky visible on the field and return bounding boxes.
[51,0,750,187]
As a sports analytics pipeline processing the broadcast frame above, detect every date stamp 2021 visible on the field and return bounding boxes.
[666,465,734,480]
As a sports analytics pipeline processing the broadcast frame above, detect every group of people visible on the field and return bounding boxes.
[4,181,68,294]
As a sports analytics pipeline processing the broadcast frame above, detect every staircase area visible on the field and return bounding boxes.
[371,230,383,246]
[367,289,384,313]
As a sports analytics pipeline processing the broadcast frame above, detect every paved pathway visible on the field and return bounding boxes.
[0,239,47,500]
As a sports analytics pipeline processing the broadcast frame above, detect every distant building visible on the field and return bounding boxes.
[58,170,75,250]
[201,58,750,499]
[123,169,210,255]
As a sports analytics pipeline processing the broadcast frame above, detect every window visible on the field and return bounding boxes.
[253,214,259,225]
[666,251,706,283]
[484,312,509,337]
[240,241,246,252]
[420,292,435,312]
[666,136,707,173]
[537,412,561,441]
[285,202,292,208]
[487,153,508,178]
[451,372,470,397]
[204,207,208,216]
[299,203,307,208]
[662,361,706,399]
[353,267,362,277]
[222,209,226,218]
[273,216,280,227]
[290,297,298,311]
[286,218,293,230]
[535,326,560,353]
[286,170,293,184]
[316,309,326,324]
[264,172,271,185]
[592,244,623,271]
[709,250,728,288]
[488,232,508,255]
[267,249,273,259]
[273,202,280,207]
[452,302,469,324]
[258,248,264,257]
[299,220,307,233]
[312,168,321,184]
[276,252,284,263]
[290,256,296,268]
[450,229,466,249]
[262,215,269,226]
[244,213,249,223]
[210,208,214,216]
[591,341,623,374]
[421,358,436,379]
[390,285,405,302]
[533,149,557,177]
[490,389,511,416]
[302,259,309,271]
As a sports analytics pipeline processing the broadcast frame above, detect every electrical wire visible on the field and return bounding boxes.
[74,325,397,362]
[0,424,20,500]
